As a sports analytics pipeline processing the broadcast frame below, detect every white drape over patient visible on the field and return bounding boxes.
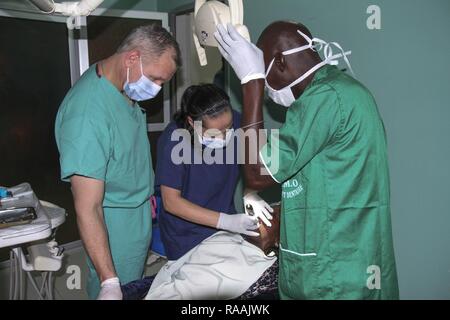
[145,231,276,300]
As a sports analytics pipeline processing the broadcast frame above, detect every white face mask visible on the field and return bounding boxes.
[265,30,354,107]
[197,128,234,149]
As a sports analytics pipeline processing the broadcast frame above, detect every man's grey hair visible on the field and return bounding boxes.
[117,24,181,67]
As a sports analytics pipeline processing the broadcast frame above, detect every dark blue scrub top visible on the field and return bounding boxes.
[155,110,241,260]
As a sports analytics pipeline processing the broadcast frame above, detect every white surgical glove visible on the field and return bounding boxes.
[214,23,265,84]
[243,192,274,227]
[217,212,260,237]
[97,277,123,300]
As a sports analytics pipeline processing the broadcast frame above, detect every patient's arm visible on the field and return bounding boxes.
[244,205,280,255]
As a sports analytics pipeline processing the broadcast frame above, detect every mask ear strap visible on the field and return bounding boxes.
[265,58,275,77]
[265,44,311,82]
[126,67,130,83]
[266,30,315,78]
[139,56,144,76]
[296,30,313,45]
[285,60,328,90]
[282,44,312,56]
[298,29,355,76]
[323,42,355,76]
[266,30,329,88]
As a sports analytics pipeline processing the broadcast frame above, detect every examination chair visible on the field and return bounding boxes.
[121,205,281,300]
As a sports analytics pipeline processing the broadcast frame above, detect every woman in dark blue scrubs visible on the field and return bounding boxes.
[155,84,262,261]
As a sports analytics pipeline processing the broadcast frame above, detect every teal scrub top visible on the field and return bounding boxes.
[260,65,399,299]
[55,65,154,207]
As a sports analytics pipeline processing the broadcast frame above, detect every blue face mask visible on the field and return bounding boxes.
[123,57,162,101]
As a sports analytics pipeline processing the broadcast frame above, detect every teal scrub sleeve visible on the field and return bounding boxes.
[57,113,111,182]
[260,85,342,183]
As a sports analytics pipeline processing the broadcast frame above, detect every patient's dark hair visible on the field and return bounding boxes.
[173,84,231,139]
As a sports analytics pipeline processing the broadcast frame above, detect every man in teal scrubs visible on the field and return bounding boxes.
[55,25,179,300]
[215,21,399,299]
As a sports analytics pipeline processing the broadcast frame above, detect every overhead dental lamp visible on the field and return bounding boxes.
[193,0,250,66]
[27,0,104,28]
[28,0,104,16]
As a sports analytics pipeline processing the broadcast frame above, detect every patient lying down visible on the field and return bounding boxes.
[143,205,280,300]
